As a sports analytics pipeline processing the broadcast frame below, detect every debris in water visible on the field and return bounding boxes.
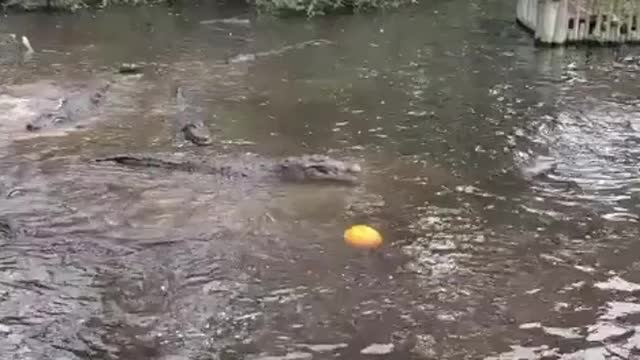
[437,313,456,322]
[542,326,582,339]
[247,352,312,360]
[234,311,262,321]
[228,53,256,63]
[118,63,143,75]
[601,212,639,222]
[298,343,348,352]
[519,322,542,329]
[428,239,457,252]
[485,345,556,360]
[563,281,586,291]
[574,265,596,273]
[407,110,428,117]
[539,254,565,264]
[411,334,436,358]
[200,17,251,26]
[455,185,478,194]
[360,343,394,355]
[553,302,570,311]
[557,346,608,360]
[220,139,256,145]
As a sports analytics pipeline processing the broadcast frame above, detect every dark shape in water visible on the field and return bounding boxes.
[521,156,583,193]
[175,86,213,146]
[199,17,251,26]
[93,153,362,184]
[0,216,18,241]
[25,104,69,131]
[520,156,557,180]
[182,122,213,146]
[118,63,143,75]
[25,81,112,132]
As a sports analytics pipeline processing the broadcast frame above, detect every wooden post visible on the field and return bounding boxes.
[553,0,570,43]
[517,0,525,23]
[635,3,640,40]
[537,0,560,44]
[530,0,538,27]
[517,0,539,32]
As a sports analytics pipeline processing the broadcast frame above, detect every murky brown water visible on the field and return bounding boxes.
[2,1,640,359]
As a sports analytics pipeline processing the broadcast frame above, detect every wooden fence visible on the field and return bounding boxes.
[516,0,640,45]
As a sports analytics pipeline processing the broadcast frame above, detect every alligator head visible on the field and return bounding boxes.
[25,82,110,132]
[276,155,362,184]
[182,122,212,146]
[26,109,70,132]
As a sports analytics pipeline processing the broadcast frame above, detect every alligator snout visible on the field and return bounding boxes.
[277,155,363,184]
[346,163,362,174]
[181,122,213,146]
[25,123,40,131]
[25,111,69,132]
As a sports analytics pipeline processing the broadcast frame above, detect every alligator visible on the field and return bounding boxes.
[0,216,17,241]
[175,86,213,146]
[93,153,362,184]
[182,122,213,146]
[225,39,332,64]
[25,80,112,132]
[520,155,583,193]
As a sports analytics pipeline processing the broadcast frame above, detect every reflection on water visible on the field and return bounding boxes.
[2,0,640,359]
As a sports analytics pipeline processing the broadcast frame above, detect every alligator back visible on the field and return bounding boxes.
[93,154,250,178]
[93,153,361,185]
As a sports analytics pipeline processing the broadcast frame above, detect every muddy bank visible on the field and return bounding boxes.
[1,0,165,12]
[1,0,409,17]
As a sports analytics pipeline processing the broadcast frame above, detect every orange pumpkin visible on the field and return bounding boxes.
[344,225,383,249]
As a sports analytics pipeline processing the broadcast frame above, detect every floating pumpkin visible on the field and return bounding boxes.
[344,225,383,249]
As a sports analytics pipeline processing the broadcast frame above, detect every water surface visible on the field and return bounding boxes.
[2,1,640,359]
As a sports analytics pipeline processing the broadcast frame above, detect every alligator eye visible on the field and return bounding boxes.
[310,165,330,174]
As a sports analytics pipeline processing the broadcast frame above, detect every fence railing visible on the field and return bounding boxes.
[516,0,640,45]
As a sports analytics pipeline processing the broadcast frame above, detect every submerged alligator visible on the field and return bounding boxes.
[0,216,18,241]
[94,153,362,184]
[175,86,213,146]
[25,80,112,132]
